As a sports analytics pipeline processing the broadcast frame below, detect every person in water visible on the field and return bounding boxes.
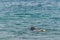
[30,27,36,31]
[30,27,46,32]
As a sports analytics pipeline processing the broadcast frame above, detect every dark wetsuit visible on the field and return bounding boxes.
[30,27,35,31]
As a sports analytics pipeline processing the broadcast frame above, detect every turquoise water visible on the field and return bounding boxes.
[0,0,60,40]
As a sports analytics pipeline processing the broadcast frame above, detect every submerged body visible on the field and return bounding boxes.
[37,29,46,32]
[30,27,46,32]
[30,27,36,31]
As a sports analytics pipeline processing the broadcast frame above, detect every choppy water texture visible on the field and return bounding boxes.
[0,0,60,40]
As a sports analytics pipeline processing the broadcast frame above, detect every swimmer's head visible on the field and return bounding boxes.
[30,27,35,30]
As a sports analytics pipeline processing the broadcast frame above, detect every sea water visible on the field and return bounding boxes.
[0,0,60,40]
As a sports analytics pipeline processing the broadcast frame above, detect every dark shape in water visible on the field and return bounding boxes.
[30,27,35,31]
[30,27,46,32]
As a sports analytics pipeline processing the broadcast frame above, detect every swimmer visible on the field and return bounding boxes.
[30,27,36,31]
[30,27,46,32]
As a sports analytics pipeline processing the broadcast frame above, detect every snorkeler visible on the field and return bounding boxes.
[30,27,46,32]
[30,27,36,31]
